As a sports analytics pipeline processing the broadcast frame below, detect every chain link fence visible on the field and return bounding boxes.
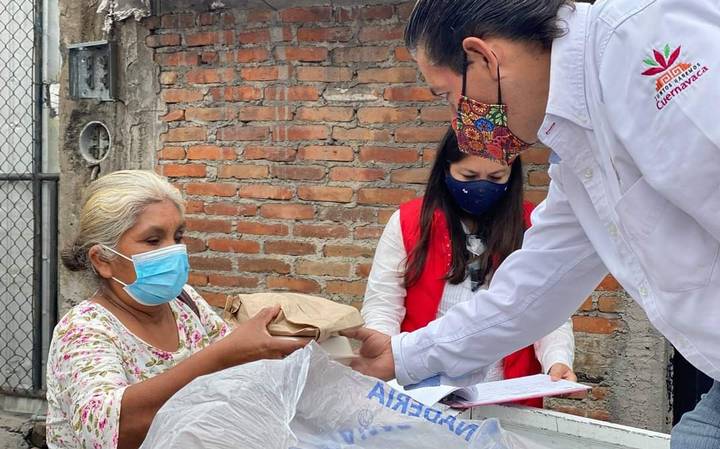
[0,0,50,396]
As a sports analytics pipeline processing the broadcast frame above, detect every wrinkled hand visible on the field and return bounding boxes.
[548,363,586,398]
[341,327,395,381]
[217,305,310,368]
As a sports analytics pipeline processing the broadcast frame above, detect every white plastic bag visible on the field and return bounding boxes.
[140,343,549,449]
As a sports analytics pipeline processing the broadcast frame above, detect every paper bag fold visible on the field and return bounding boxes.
[224,292,364,342]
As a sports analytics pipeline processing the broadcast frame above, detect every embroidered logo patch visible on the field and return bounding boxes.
[641,44,710,110]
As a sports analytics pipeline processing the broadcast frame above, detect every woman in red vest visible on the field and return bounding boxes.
[361,128,575,408]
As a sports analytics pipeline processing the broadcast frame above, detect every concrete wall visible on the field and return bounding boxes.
[57,0,161,315]
[56,0,673,433]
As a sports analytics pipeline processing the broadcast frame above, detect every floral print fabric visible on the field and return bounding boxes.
[46,285,229,449]
[452,99,532,165]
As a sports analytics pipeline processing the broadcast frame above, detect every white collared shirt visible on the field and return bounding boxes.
[392,0,720,386]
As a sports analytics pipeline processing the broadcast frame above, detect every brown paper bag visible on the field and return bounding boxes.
[224,292,364,342]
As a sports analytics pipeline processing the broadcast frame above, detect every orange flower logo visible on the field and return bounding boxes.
[641,44,710,110]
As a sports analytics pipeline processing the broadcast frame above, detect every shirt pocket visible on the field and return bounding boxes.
[615,176,720,292]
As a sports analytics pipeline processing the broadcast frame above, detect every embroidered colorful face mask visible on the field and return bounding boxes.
[451,54,533,165]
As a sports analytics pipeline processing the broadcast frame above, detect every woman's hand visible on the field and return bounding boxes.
[214,305,310,369]
[548,363,587,399]
[548,363,576,382]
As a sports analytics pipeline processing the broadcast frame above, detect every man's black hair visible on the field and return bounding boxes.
[405,0,573,73]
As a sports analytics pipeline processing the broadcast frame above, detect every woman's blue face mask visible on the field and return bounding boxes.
[103,244,189,306]
[444,171,509,217]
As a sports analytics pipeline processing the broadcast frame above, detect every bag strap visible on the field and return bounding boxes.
[177,289,201,319]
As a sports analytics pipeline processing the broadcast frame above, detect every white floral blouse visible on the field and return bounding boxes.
[46,286,230,449]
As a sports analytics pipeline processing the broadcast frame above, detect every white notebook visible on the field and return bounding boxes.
[388,374,590,409]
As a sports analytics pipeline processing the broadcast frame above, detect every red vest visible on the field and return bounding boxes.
[399,197,543,408]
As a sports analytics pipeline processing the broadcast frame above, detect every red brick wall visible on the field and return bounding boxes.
[146,3,627,423]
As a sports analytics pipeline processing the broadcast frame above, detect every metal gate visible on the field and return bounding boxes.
[0,0,58,396]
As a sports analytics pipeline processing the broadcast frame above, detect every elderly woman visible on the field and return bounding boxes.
[46,170,305,449]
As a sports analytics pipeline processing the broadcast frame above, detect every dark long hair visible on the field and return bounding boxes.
[405,128,525,288]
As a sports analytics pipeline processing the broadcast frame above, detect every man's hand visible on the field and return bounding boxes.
[341,327,396,381]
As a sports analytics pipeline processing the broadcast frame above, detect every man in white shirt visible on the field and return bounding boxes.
[344,0,720,446]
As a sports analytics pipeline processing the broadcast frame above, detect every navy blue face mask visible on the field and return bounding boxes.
[445,172,509,217]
